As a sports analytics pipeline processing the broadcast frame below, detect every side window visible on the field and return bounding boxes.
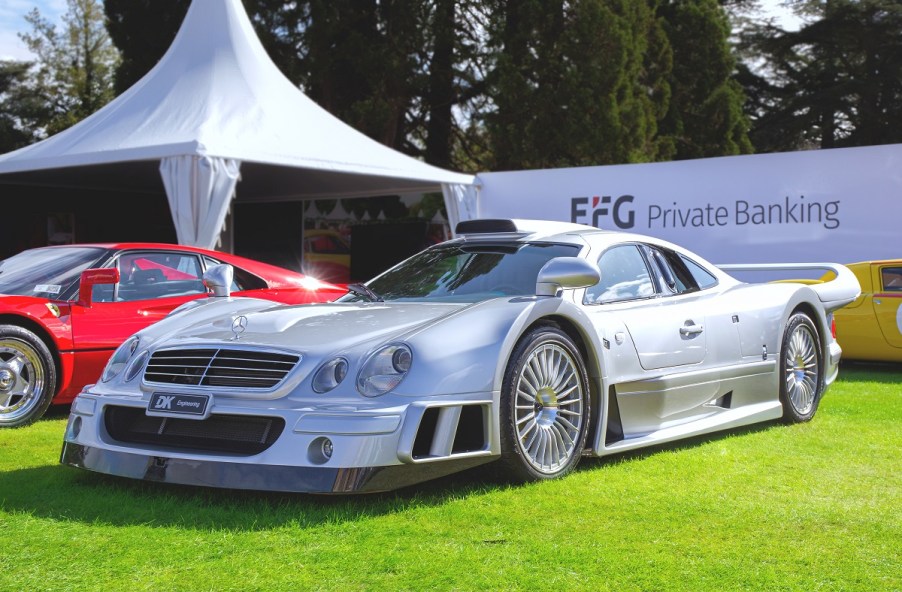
[647,248,685,293]
[203,257,267,292]
[680,255,718,290]
[585,245,654,304]
[113,252,206,301]
[639,245,714,296]
[881,267,902,292]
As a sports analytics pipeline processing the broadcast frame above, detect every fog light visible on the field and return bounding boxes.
[69,415,82,439]
[307,437,334,464]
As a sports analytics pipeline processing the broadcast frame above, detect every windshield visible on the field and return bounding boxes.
[339,242,581,303]
[0,246,108,299]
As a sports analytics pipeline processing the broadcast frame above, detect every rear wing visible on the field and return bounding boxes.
[717,262,861,313]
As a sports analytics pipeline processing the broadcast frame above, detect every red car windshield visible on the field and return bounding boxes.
[0,246,108,299]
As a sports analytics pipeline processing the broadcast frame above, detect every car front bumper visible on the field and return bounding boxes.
[61,392,498,494]
[59,441,492,493]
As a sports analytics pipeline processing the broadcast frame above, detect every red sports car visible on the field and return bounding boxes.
[0,243,347,427]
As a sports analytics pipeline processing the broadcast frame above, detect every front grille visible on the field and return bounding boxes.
[144,348,299,389]
[104,406,285,455]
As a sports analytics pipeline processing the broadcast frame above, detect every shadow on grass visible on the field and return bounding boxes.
[838,361,902,383]
[0,420,781,532]
[579,419,781,470]
[42,404,72,420]
[0,460,513,531]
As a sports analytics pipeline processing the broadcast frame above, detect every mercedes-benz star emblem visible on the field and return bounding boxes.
[231,315,248,340]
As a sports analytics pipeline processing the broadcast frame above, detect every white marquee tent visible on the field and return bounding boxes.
[0,0,477,249]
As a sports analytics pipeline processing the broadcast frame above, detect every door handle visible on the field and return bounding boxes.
[680,324,704,336]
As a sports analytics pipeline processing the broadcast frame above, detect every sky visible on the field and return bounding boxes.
[0,0,801,62]
[0,0,66,61]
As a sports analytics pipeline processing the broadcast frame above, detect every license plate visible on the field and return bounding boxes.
[147,392,211,419]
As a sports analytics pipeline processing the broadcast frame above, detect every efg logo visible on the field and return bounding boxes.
[571,195,635,229]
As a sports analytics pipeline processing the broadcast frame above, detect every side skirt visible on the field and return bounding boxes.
[593,401,783,456]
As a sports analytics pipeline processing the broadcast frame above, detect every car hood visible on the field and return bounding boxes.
[0,293,53,307]
[160,301,469,353]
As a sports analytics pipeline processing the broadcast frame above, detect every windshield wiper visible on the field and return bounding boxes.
[347,283,383,302]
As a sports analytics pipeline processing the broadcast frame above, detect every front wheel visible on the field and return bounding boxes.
[779,313,824,423]
[0,325,57,428]
[499,325,591,482]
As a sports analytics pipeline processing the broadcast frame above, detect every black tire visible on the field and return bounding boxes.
[779,313,824,423]
[499,325,591,482]
[0,325,57,428]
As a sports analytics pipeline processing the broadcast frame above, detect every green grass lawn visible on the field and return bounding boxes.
[1,364,899,591]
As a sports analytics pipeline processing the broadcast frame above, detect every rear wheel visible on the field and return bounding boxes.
[779,313,823,423]
[499,325,590,482]
[0,325,57,428]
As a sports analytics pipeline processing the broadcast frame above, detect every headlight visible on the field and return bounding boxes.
[312,357,349,393]
[357,344,412,397]
[124,350,150,382]
[101,336,139,382]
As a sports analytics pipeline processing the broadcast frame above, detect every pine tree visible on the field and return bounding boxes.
[657,0,752,159]
[19,0,120,135]
[483,0,671,170]
[740,0,902,151]
[300,0,423,151]
[0,60,45,152]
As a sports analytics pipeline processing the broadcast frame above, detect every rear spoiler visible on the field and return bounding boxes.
[717,263,861,313]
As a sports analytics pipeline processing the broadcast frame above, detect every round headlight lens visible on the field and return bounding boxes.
[101,336,139,382]
[392,347,412,373]
[312,358,349,393]
[357,344,412,397]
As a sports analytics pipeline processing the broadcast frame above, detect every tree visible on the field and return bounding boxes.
[300,0,423,151]
[0,60,45,152]
[482,0,673,170]
[657,0,752,159]
[423,0,464,169]
[739,0,902,151]
[19,0,120,136]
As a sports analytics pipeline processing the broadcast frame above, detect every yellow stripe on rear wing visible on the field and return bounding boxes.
[717,263,861,313]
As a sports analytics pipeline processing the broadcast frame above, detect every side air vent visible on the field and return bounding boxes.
[144,348,299,389]
[411,404,487,460]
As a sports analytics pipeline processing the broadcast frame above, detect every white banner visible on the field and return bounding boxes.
[475,144,902,265]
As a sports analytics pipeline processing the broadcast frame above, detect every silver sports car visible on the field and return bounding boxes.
[61,220,861,493]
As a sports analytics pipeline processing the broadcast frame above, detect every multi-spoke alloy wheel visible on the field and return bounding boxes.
[0,326,56,428]
[779,313,823,423]
[500,326,589,481]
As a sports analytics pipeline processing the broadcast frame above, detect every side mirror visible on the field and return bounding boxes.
[203,264,234,298]
[536,257,600,297]
[79,268,120,307]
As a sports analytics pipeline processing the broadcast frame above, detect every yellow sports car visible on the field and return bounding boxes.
[302,229,351,284]
[833,260,902,362]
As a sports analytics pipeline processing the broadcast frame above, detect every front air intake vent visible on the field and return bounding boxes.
[104,406,284,455]
[144,348,299,389]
